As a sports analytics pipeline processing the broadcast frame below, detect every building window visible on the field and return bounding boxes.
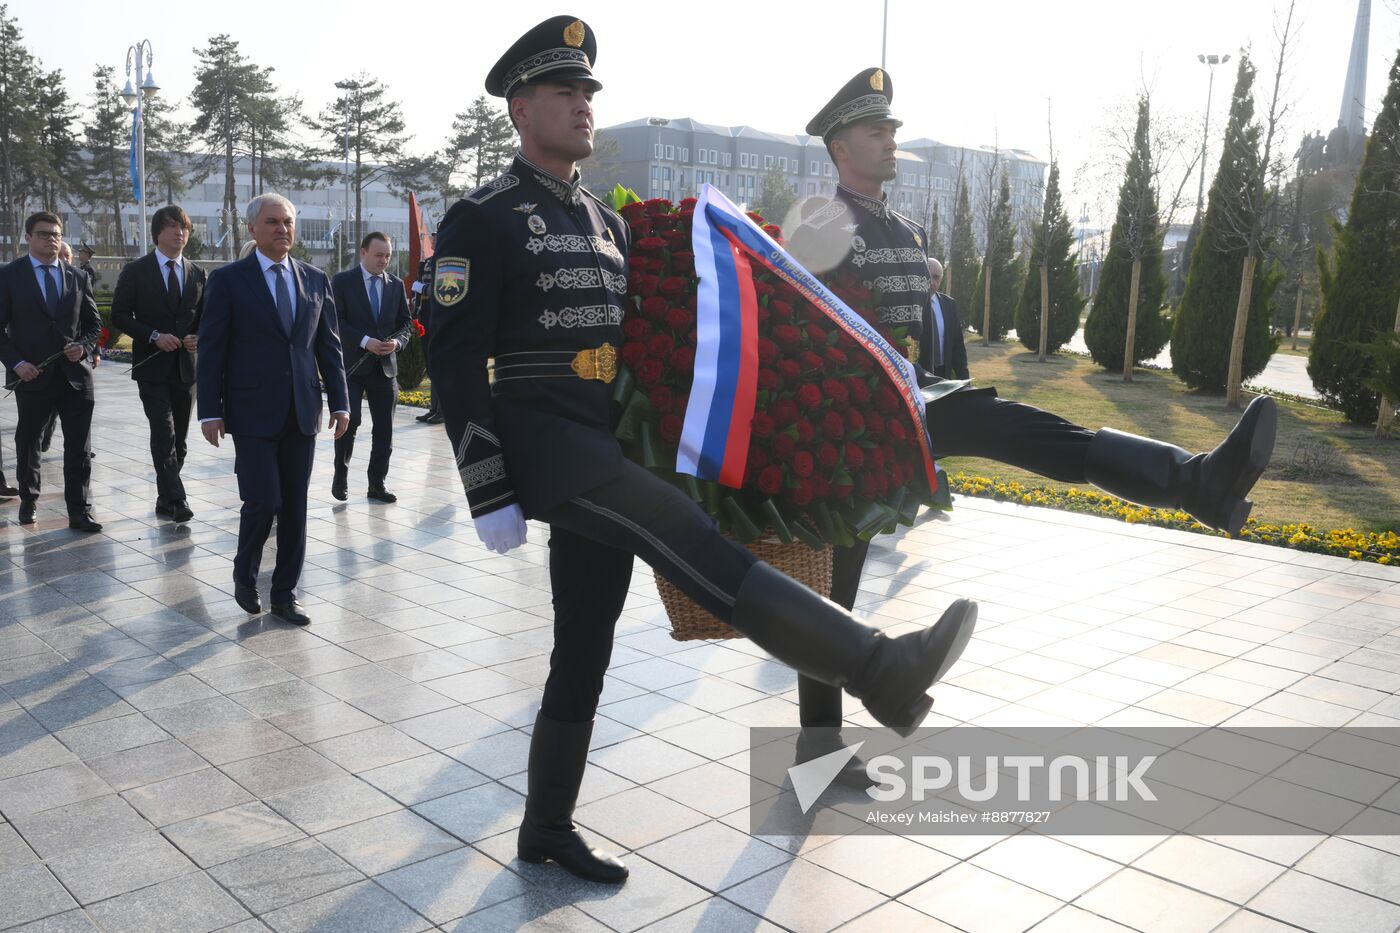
[722,152,732,167]
[650,166,659,180]
[807,182,816,195]
[680,147,689,161]
[823,164,832,177]
[778,157,788,171]
[654,144,663,159]
[698,149,707,164]
[739,152,749,168]
[663,167,671,181]
[764,155,774,169]
[665,145,675,160]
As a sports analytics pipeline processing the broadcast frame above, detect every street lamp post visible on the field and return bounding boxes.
[121,40,159,256]
[1194,53,1230,219]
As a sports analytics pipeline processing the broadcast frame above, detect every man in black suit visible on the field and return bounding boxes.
[198,194,349,626]
[0,212,103,530]
[112,205,205,523]
[331,232,412,503]
[920,258,970,381]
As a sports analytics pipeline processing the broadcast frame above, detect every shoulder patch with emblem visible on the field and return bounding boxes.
[804,198,850,230]
[466,174,520,204]
[434,258,470,307]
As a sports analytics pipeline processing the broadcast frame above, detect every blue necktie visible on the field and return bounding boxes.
[42,265,59,317]
[369,275,381,323]
[271,263,294,333]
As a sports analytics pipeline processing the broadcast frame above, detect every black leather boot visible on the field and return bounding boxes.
[517,714,628,884]
[1084,395,1277,537]
[730,562,977,737]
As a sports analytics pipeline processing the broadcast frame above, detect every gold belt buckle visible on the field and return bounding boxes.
[570,343,617,383]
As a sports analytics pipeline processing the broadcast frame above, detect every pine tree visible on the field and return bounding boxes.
[190,35,266,258]
[1311,47,1400,424]
[0,5,41,247]
[946,174,978,306]
[1084,98,1170,372]
[1015,163,1083,353]
[755,163,797,224]
[1171,54,1278,391]
[82,66,131,253]
[442,95,516,196]
[32,69,81,214]
[969,172,1017,342]
[926,199,946,264]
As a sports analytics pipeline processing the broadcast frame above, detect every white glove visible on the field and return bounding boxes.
[475,504,527,555]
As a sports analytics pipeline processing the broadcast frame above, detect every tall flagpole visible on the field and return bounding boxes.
[881,0,889,69]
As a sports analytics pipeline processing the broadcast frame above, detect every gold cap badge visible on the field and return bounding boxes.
[563,20,586,48]
[870,69,885,92]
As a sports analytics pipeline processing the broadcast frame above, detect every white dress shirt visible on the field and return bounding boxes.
[359,265,405,351]
[150,250,186,343]
[30,254,63,303]
[929,293,947,366]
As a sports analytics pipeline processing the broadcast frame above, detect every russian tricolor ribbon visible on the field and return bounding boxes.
[677,184,938,496]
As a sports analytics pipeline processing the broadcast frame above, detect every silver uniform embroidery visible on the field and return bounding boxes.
[525,234,624,262]
[851,247,925,267]
[460,454,507,493]
[466,175,520,204]
[536,267,628,295]
[880,304,925,324]
[803,199,849,230]
[538,305,624,329]
[819,93,892,136]
[838,184,889,219]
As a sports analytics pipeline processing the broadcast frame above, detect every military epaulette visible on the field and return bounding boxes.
[798,197,849,231]
[466,173,521,204]
[890,210,928,250]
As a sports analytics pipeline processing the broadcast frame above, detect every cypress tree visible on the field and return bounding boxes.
[926,199,946,268]
[1171,54,1278,391]
[969,172,1018,342]
[1084,99,1170,371]
[946,173,979,307]
[1310,48,1400,424]
[1015,163,1083,353]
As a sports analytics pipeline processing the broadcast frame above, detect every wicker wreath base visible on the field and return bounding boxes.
[657,538,834,641]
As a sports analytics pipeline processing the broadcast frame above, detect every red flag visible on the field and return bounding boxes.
[406,192,434,299]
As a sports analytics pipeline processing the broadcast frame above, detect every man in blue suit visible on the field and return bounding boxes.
[197,194,349,626]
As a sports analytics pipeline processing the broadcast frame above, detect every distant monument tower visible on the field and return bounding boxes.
[1328,0,1371,167]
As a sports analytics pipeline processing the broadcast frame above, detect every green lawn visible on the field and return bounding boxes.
[940,341,1399,535]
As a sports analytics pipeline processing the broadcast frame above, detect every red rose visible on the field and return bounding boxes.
[661,229,687,245]
[623,318,651,340]
[832,482,854,499]
[757,465,784,497]
[621,343,649,370]
[771,399,799,426]
[637,275,660,297]
[645,198,671,215]
[637,359,664,387]
[822,410,845,440]
[751,412,776,438]
[671,251,695,272]
[669,347,695,374]
[824,347,849,369]
[810,474,830,498]
[748,447,770,470]
[754,281,775,299]
[849,379,872,405]
[648,387,674,413]
[817,443,840,469]
[762,223,783,239]
[634,236,666,253]
[887,419,909,443]
[845,409,866,435]
[777,359,802,382]
[659,414,684,443]
[659,276,687,296]
[843,443,866,470]
[647,334,674,357]
[821,378,849,407]
[796,384,822,411]
[770,299,795,321]
[871,446,887,470]
[641,296,668,319]
[787,480,815,507]
[794,419,816,444]
[757,368,780,391]
[772,324,803,349]
[679,197,698,210]
[876,387,901,413]
[620,201,649,221]
[665,308,695,331]
[757,338,779,365]
[801,351,825,373]
[805,323,828,345]
[858,473,881,500]
[864,410,885,438]
[792,451,815,478]
[629,217,653,238]
[772,433,797,460]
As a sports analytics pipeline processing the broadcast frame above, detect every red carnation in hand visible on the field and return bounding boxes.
[636,359,664,387]
[621,343,649,370]
[822,410,845,441]
[817,443,840,470]
[659,414,684,443]
[414,319,426,337]
[648,387,674,414]
[669,347,695,374]
[796,383,822,411]
[647,334,675,357]
[757,368,780,391]
[772,433,797,460]
[843,443,865,471]
[794,419,816,443]
[659,276,687,296]
[751,412,776,438]
[777,359,802,382]
[771,398,799,426]
[757,465,784,497]
[757,338,779,365]
[623,318,651,340]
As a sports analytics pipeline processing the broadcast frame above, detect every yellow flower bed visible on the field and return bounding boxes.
[398,390,432,408]
[946,471,1400,566]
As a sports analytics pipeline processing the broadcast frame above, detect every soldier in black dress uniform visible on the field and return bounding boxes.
[430,17,980,886]
[787,68,1279,786]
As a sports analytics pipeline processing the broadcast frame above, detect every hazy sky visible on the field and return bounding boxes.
[12,0,1399,226]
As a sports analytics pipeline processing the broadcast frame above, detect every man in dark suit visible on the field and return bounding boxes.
[198,194,349,626]
[330,232,412,503]
[0,212,103,530]
[412,252,444,424]
[920,257,969,380]
[112,205,205,523]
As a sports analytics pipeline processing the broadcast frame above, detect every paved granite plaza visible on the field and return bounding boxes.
[1,366,1399,932]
